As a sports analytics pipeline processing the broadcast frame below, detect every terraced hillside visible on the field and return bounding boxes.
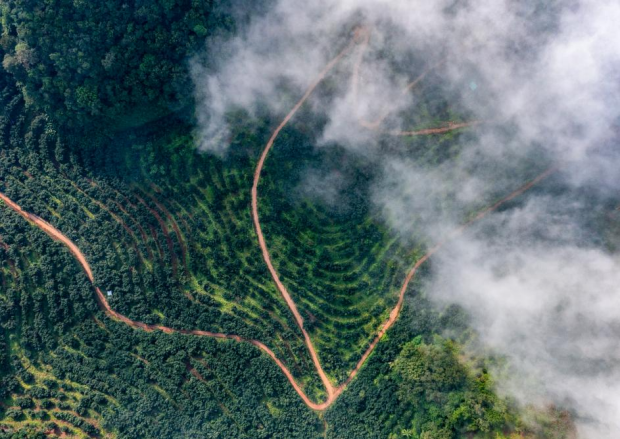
[0,73,325,436]
[0,31,578,435]
[257,128,421,382]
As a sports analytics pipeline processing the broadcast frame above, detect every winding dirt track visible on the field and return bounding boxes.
[0,191,325,410]
[251,40,358,398]
[0,28,556,411]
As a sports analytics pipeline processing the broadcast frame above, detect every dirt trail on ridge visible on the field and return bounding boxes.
[251,38,358,398]
[249,26,555,408]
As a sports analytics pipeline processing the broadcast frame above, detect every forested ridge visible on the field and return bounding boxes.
[0,2,587,438]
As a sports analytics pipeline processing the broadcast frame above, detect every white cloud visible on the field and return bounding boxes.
[430,198,620,438]
[191,0,620,435]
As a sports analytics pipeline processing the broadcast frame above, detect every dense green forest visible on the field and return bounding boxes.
[0,1,586,438]
[0,0,258,131]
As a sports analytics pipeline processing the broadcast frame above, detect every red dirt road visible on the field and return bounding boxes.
[0,191,326,410]
[0,161,552,411]
[0,28,555,412]
[251,39,357,398]
[0,156,554,412]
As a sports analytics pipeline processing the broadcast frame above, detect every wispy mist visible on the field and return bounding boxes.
[430,196,620,438]
[191,0,620,436]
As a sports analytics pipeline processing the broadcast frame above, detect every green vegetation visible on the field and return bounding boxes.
[0,0,244,131]
[0,4,582,437]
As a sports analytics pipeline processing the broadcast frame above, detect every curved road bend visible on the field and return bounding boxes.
[251,37,359,398]
[0,191,327,411]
